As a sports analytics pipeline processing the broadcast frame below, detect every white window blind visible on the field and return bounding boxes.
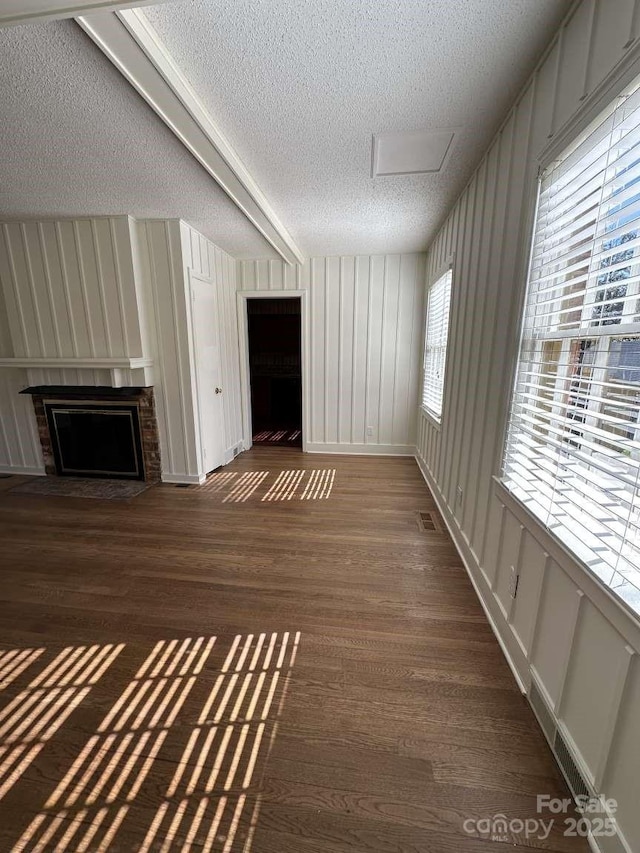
[422,268,452,419]
[503,79,640,616]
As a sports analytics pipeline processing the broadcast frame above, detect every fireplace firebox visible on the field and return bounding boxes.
[45,402,144,480]
[21,386,161,482]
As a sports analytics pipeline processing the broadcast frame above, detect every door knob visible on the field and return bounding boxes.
[215,387,223,394]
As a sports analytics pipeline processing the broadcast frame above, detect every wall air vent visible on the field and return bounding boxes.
[553,731,591,801]
[528,682,592,805]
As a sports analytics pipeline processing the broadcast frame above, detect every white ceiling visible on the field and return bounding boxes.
[0,20,276,258]
[144,0,573,257]
[0,0,573,259]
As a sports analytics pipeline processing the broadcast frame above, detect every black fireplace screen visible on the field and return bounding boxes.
[44,402,144,480]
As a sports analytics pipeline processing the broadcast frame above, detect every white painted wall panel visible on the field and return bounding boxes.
[0,215,150,474]
[530,562,578,709]
[603,656,640,853]
[494,510,522,617]
[586,0,636,96]
[0,215,239,482]
[0,370,42,474]
[415,3,640,849]
[238,252,424,453]
[511,532,547,656]
[560,601,627,782]
[138,219,198,480]
[0,217,144,360]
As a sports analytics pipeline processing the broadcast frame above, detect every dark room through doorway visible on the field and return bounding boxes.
[247,297,302,448]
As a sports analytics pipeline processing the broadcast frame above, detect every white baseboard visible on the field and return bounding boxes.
[161,472,206,485]
[0,465,45,476]
[224,442,245,464]
[414,451,528,694]
[414,451,632,853]
[306,442,415,456]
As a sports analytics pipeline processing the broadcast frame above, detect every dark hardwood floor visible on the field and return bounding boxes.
[0,448,588,852]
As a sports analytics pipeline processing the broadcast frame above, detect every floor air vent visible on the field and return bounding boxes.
[554,730,591,800]
[417,510,443,532]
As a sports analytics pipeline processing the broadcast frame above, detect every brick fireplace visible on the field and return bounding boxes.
[21,386,161,483]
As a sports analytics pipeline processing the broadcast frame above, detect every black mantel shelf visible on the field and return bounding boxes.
[20,386,148,397]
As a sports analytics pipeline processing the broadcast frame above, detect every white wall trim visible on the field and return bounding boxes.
[185,268,212,478]
[236,289,309,454]
[494,477,640,645]
[160,472,206,485]
[0,465,45,476]
[0,0,171,28]
[0,357,153,369]
[308,442,415,456]
[415,450,529,693]
[76,11,303,266]
[223,442,244,465]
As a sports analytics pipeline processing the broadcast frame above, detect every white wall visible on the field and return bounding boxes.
[416,3,640,852]
[0,215,240,482]
[238,254,425,454]
[0,215,150,474]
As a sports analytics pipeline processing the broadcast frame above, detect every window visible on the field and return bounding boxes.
[422,268,452,420]
[503,79,640,616]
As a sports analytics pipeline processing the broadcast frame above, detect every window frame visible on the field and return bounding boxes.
[421,261,454,426]
[500,76,640,619]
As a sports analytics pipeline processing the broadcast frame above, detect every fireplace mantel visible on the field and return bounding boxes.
[0,356,154,389]
[20,386,147,398]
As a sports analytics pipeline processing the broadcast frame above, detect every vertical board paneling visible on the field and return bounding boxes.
[310,257,326,443]
[324,257,340,445]
[366,255,385,445]
[414,4,640,849]
[0,215,150,475]
[378,255,400,446]
[457,139,502,525]
[338,256,355,444]
[237,252,424,451]
[143,220,188,476]
[351,256,370,443]
[588,0,636,92]
[0,216,141,360]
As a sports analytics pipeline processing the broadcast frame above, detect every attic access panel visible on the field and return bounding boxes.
[372,129,454,176]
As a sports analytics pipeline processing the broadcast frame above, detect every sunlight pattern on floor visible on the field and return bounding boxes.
[0,644,124,802]
[14,638,214,852]
[140,631,300,853]
[12,632,300,852]
[0,647,44,691]
[196,470,336,503]
[222,472,269,503]
[252,430,300,442]
[262,470,306,501]
[198,472,239,493]
[300,469,335,500]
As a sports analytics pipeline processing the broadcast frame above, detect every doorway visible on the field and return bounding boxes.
[246,297,302,448]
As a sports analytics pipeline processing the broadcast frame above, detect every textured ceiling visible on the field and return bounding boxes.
[144,0,573,257]
[0,20,277,258]
[0,1,573,260]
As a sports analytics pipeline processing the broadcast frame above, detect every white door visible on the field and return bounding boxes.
[189,273,225,474]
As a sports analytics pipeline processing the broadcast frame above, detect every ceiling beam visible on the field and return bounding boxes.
[0,1,173,28]
[75,9,304,265]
